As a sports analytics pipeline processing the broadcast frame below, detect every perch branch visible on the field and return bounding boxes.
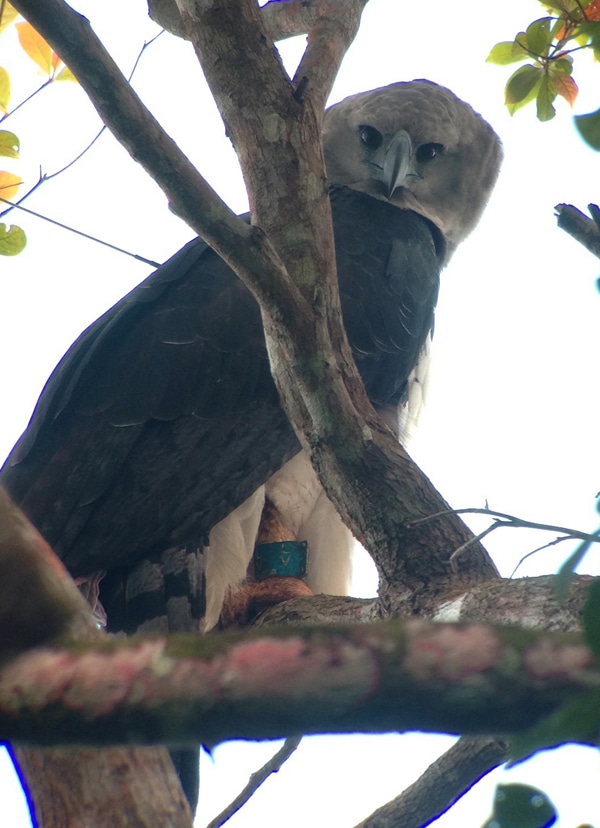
[1,619,598,746]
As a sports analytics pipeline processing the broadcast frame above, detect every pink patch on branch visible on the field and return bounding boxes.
[406,622,502,681]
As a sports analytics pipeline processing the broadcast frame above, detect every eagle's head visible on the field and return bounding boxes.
[323,80,502,263]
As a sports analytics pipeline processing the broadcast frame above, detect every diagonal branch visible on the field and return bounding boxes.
[292,0,368,114]
[555,202,600,259]
[355,736,509,828]
[9,0,294,305]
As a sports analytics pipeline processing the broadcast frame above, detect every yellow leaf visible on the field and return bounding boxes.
[0,67,10,112]
[16,21,54,75]
[56,64,77,83]
[0,3,19,36]
[0,170,22,201]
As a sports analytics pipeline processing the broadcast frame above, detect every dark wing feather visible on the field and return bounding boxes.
[1,187,441,578]
[1,236,298,575]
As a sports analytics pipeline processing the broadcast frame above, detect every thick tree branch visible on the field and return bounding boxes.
[0,489,193,826]
[173,0,499,598]
[149,0,323,42]
[11,746,193,828]
[1,618,598,746]
[0,487,95,659]
[355,736,509,828]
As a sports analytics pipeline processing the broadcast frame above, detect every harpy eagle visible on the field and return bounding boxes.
[2,80,501,634]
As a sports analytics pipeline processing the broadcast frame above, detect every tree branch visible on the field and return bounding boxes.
[149,0,324,43]
[355,736,509,828]
[555,202,600,259]
[11,745,193,828]
[0,488,193,826]
[1,618,597,746]
[205,735,303,828]
[0,487,94,659]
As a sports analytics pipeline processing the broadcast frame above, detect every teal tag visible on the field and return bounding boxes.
[254,540,308,581]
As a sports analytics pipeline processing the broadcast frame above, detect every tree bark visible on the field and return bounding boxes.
[11,746,192,828]
[355,736,509,828]
[0,490,193,827]
[1,608,597,745]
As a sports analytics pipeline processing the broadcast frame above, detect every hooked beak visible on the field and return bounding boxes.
[382,129,413,197]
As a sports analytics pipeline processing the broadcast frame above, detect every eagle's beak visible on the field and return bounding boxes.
[382,129,413,197]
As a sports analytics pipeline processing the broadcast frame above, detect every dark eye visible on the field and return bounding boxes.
[416,142,444,163]
[360,125,383,151]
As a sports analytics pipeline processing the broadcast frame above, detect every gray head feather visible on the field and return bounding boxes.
[323,79,502,263]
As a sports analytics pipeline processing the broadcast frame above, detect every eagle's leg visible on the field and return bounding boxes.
[219,498,312,629]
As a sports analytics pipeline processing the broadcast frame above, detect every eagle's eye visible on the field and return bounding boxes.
[416,142,444,163]
[360,125,383,151]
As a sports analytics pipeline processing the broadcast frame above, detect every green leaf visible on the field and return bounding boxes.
[577,21,600,39]
[487,40,529,65]
[551,57,573,76]
[505,64,543,106]
[483,783,556,828]
[0,67,10,113]
[526,17,554,57]
[575,107,600,150]
[510,689,600,765]
[0,223,26,255]
[543,0,577,11]
[582,579,600,662]
[0,131,19,159]
[536,75,557,121]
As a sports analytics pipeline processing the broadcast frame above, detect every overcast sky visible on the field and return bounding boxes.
[1,1,600,825]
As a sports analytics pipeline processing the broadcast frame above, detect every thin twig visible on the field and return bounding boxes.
[205,736,303,828]
[510,535,575,578]
[407,505,600,570]
[0,78,53,122]
[448,524,500,569]
[408,506,600,546]
[0,196,160,265]
[0,28,163,224]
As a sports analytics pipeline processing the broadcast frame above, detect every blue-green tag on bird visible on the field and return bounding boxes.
[254,540,308,581]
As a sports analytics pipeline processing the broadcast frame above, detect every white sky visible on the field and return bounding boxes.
[1,0,600,825]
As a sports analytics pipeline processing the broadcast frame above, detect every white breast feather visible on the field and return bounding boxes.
[203,340,432,630]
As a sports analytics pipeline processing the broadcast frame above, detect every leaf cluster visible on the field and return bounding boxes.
[488,0,600,147]
[0,2,76,255]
